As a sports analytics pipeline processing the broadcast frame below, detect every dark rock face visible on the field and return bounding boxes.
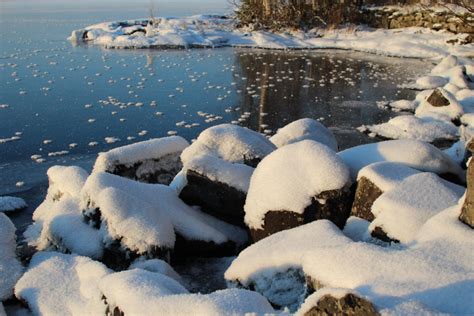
[303,293,379,316]
[103,295,124,316]
[179,170,247,227]
[250,186,352,243]
[427,89,450,107]
[172,233,241,262]
[370,226,399,244]
[107,153,182,185]
[460,157,474,228]
[350,177,382,222]
[102,242,171,271]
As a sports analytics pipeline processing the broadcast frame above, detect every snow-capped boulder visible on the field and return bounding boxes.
[351,162,420,221]
[296,289,378,316]
[81,172,247,268]
[129,259,182,283]
[460,155,474,228]
[415,88,463,121]
[338,139,465,183]
[269,118,338,151]
[93,136,189,185]
[415,75,448,90]
[225,221,350,311]
[15,252,111,316]
[0,196,27,213]
[430,55,459,76]
[369,172,464,243]
[244,140,352,242]
[0,213,23,301]
[179,124,275,227]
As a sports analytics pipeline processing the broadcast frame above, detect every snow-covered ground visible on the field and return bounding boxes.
[70,15,474,59]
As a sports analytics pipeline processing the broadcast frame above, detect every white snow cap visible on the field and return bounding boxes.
[47,165,89,200]
[181,124,275,192]
[357,162,420,192]
[0,213,23,301]
[15,252,111,316]
[82,172,247,246]
[431,55,459,75]
[370,172,464,243]
[270,118,338,151]
[244,140,350,230]
[0,196,27,212]
[93,136,189,173]
[129,259,182,283]
[415,75,448,90]
[338,139,464,180]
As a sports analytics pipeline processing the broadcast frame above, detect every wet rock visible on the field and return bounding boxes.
[172,234,240,262]
[102,241,171,271]
[303,293,379,316]
[427,89,450,107]
[179,170,247,227]
[250,186,352,242]
[460,154,474,228]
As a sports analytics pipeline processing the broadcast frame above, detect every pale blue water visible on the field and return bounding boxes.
[0,2,429,200]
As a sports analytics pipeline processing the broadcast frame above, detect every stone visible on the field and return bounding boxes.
[350,177,381,222]
[460,156,474,228]
[179,170,247,227]
[250,186,353,242]
[172,233,240,262]
[370,226,399,243]
[303,293,379,316]
[427,89,450,107]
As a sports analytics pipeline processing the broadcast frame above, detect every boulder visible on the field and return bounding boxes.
[300,291,379,316]
[427,89,450,107]
[244,140,352,242]
[460,154,474,228]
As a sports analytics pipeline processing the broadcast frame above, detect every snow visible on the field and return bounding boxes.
[388,99,415,112]
[70,17,474,59]
[82,172,247,247]
[357,162,420,192]
[338,139,464,181]
[129,259,182,283]
[269,118,338,151]
[415,88,464,121]
[342,216,371,242]
[244,140,350,230]
[15,252,111,316]
[415,75,448,90]
[302,203,474,315]
[0,213,23,301]
[0,196,27,212]
[181,124,275,192]
[370,173,464,243]
[431,55,459,75]
[93,136,189,173]
[361,114,458,143]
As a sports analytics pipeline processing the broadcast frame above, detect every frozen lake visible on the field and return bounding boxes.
[0,3,428,230]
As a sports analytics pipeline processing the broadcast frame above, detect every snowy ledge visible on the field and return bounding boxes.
[69,15,474,59]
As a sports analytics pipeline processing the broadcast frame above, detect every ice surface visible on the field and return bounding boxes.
[270,118,338,151]
[0,213,23,301]
[245,140,350,230]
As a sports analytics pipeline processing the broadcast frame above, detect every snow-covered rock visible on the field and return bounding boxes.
[225,220,350,311]
[93,136,189,185]
[269,118,338,151]
[415,75,448,90]
[370,172,465,243]
[15,252,111,316]
[179,124,275,226]
[351,162,420,221]
[0,196,27,213]
[338,139,464,182]
[129,259,182,283]
[0,213,23,301]
[244,140,352,241]
[415,88,463,121]
[460,156,474,228]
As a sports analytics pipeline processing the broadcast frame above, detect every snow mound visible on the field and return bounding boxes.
[357,162,420,192]
[431,55,459,75]
[370,172,464,243]
[338,139,464,181]
[388,99,416,112]
[0,213,23,301]
[0,196,27,212]
[180,124,275,192]
[415,75,448,90]
[302,203,474,315]
[362,114,458,143]
[15,252,111,316]
[129,259,182,283]
[244,140,350,230]
[269,118,338,151]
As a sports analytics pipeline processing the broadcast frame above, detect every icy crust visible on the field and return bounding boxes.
[302,204,474,315]
[338,139,464,180]
[181,124,275,192]
[15,252,111,316]
[0,213,23,301]
[93,136,189,173]
[370,173,464,243]
[244,140,350,230]
[269,118,338,151]
[82,172,247,247]
[70,17,474,58]
[357,162,420,192]
[99,269,189,315]
[0,196,27,212]
[225,220,350,284]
